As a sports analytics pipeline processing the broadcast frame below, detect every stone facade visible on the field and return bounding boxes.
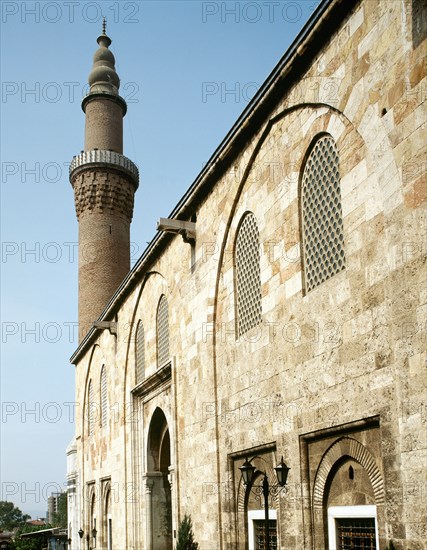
[68,1,426,549]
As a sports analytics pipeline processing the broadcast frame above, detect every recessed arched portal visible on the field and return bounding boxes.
[146,407,172,550]
[103,487,112,550]
[313,437,385,549]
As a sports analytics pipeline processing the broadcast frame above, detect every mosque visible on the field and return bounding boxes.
[66,0,426,548]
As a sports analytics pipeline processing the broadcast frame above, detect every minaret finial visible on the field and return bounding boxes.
[88,17,118,95]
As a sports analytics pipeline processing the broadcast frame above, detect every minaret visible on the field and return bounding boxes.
[70,20,139,341]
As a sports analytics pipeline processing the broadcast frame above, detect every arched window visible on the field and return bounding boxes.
[105,489,112,550]
[135,321,145,383]
[90,492,96,549]
[100,366,108,428]
[87,379,94,436]
[156,295,169,367]
[235,212,262,337]
[301,135,346,292]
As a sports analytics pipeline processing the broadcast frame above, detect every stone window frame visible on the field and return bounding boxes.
[300,133,346,294]
[327,505,379,550]
[87,379,94,437]
[234,211,263,339]
[85,481,96,547]
[248,509,277,550]
[156,294,170,368]
[100,478,112,550]
[90,491,96,549]
[135,320,145,384]
[100,365,108,428]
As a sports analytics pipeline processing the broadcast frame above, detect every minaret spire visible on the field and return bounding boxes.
[69,27,139,341]
[102,15,107,35]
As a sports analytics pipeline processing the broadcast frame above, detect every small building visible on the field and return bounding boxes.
[20,527,68,550]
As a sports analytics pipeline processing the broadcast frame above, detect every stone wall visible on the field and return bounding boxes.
[72,1,426,548]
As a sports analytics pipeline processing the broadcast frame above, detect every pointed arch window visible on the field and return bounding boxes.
[156,295,169,367]
[90,492,96,549]
[235,212,262,337]
[100,366,108,428]
[135,321,145,383]
[104,488,112,550]
[301,134,346,293]
[87,379,94,436]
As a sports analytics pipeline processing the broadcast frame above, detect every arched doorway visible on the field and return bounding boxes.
[146,408,172,550]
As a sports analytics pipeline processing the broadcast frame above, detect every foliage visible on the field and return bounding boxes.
[175,514,199,550]
[51,492,67,528]
[10,524,51,550]
[0,501,30,530]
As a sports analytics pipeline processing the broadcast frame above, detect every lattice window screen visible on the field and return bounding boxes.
[236,212,262,337]
[100,366,108,428]
[88,380,94,436]
[157,295,170,367]
[135,322,145,383]
[302,135,346,292]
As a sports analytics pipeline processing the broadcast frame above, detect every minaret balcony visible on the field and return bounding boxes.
[70,149,139,188]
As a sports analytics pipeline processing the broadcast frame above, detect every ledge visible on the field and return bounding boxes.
[300,415,381,442]
[132,361,172,398]
[82,90,127,115]
[69,149,139,188]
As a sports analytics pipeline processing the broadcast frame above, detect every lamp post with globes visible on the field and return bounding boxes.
[239,456,290,550]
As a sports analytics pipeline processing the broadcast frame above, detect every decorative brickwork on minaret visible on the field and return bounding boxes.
[70,23,139,341]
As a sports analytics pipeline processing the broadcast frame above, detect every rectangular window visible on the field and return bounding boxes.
[336,518,376,550]
[253,520,277,550]
[328,505,379,550]
[248,510,277,550]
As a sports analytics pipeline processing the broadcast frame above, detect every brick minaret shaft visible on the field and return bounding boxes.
[70,24,139,341]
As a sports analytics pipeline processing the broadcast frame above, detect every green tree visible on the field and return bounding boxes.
[175,514,199,550]
[0,501,30,530]
[51,492,67,528]
[11,524,49,550]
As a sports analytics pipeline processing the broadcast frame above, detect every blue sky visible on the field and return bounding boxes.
[1,0,318,518]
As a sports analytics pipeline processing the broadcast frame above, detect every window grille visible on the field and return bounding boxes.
[135,322,145,383]
[157,295,169,367]
[336,518,376,550]
[236,213,262,337]
[253,520,277,550]
[88,380,94,436]
[301,135,345,292]
[100,366,108,428]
